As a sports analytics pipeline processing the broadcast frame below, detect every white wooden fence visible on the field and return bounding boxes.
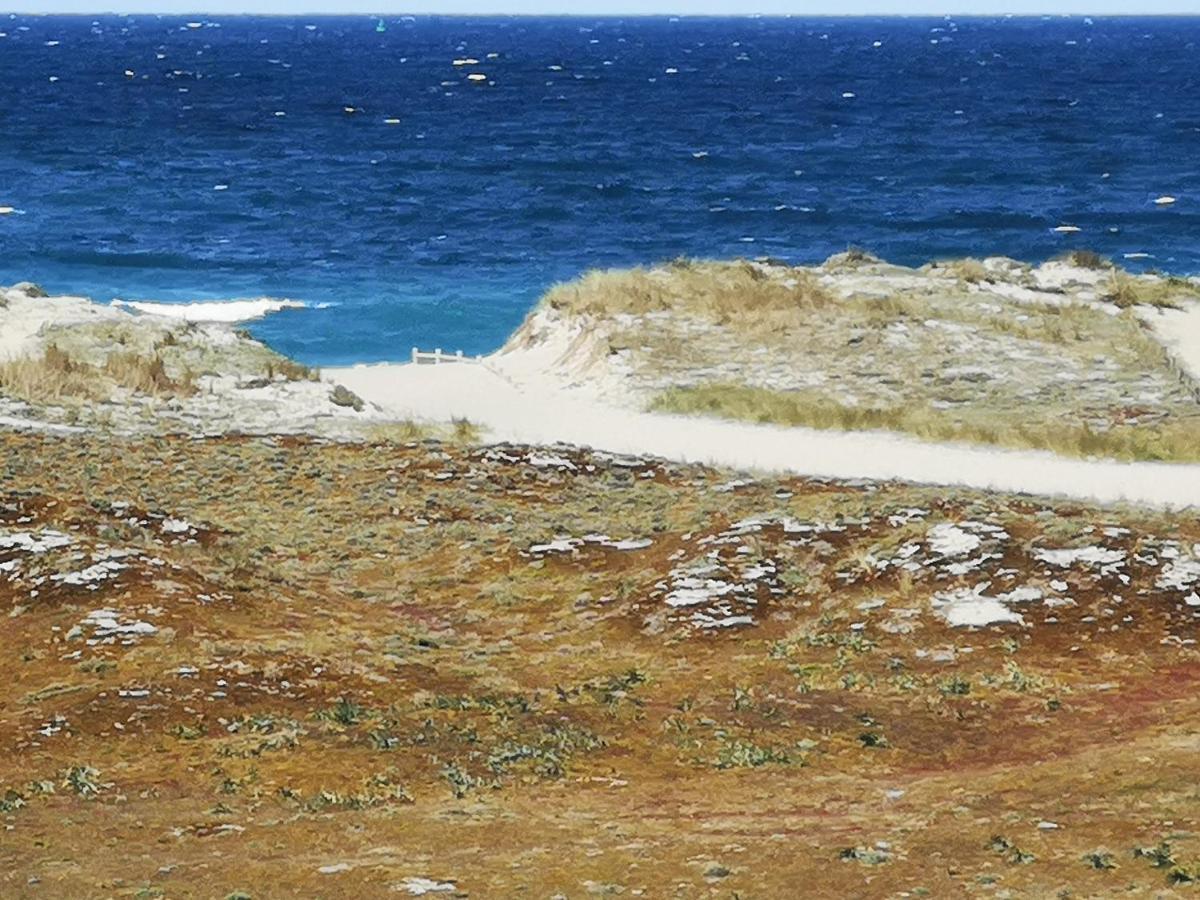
[410,347,483,365]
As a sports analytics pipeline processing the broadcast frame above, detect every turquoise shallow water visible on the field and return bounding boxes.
[1,14,1198,364]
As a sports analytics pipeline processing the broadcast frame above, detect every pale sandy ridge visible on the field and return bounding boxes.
[328,357,1200,511]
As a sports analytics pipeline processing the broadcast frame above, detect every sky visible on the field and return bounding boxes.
[17,2,1200,14]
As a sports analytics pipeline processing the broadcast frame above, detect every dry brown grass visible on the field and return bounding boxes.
[0,345,197,406]
[542,259,833,327]
[103,350,197,397]
[0,345,104,404]
[652,383,1200,463]
[267,358,320,382]
[1056,249,1115,271]
[842,292,935,327]
[1104,272,1199,309]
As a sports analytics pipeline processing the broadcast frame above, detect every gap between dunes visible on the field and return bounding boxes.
[326,352,1200,511]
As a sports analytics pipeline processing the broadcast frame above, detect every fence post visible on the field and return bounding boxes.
[411,347,418,364]
[434,347,442,365]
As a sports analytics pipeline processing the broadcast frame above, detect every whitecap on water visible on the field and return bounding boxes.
[1155,196,1177,205]
[110,297,307,323]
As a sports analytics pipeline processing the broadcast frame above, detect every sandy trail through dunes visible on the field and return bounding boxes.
[328,357,1200,510]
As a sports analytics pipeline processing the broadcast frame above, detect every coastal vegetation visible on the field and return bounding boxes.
[1104,271,1200,309]
[530,252,1200,462]
[0,343,196,405]
[4,429,1200,895]
[1,264,1199,893]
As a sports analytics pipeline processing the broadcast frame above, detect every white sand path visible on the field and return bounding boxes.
[1141,301,1200,388]
[327,360,1200,511]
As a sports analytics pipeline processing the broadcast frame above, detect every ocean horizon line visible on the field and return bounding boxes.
[11,11,1200,19]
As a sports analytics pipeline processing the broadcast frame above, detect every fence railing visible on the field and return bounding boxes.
[410,347,483,365]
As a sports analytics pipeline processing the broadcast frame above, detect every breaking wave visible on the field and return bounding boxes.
[110,297,308,323]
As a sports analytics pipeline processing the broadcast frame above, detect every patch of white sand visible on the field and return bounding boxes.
[932,586,1025,627]
[926,523,982,558]
[0,288,124,362]
[1033,546,1126,568]
[1140,299,1200,386]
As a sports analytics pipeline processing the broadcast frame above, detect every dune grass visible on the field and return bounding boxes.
[652,383,1200,463]
[266,358,320,382]
[0,346,105,404]
[0,344,197,407]
[103,350,197,396]
[542,258,833,329]
[1104,272,1200,310]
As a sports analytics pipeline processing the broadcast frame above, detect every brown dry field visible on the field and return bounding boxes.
[3,430,1200,898]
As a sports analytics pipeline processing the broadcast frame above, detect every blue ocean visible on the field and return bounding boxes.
[1,15,1198,365]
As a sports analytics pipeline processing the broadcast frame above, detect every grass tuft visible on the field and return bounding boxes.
[1056,249,1115,270]
[103,351,197,397]
[0,345,197,405]
[1104,272,1198,309]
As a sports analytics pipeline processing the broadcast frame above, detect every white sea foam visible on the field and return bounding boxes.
[110,297,307,323]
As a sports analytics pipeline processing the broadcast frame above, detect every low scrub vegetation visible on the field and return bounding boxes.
[4,430,1200,894]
